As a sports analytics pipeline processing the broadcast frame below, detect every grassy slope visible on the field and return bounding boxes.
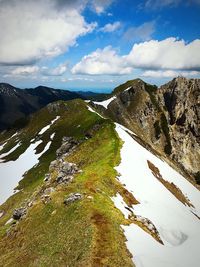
[0,99,134,267]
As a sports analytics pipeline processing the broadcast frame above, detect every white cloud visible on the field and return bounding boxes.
[127,38,200,70]
[71,46,133,75]
[0,0,96,65]
[123,21,155,41]
[90,0,114,14]
[11,66,39,76]
[42,64,68,76]
[67,77,95,81]
[99,21,121,32]
[71,38,200,76]
[142,70,200,78]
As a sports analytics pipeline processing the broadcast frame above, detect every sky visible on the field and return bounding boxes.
[0,0,200,92]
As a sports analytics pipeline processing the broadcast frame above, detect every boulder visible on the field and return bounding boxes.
[49,160,58,170]
[56,138,79,157]
[44,173,51,182]
[43,187,55,195]
[41,194,51,204]
[56,174,73,184]
[64,193,82,205]
[61,162,78,174]
[13,207,27,220]
[62,136,72,143]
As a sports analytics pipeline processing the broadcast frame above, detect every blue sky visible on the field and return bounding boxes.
[0,0,200,92]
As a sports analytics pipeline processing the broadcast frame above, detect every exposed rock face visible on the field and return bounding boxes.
[45,136,81,189]
[64,193,82,205]
[157,77,200,178]
[93,77,200,185]
[56,137,79,158]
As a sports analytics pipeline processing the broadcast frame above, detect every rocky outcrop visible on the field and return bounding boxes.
[56,137,79,157]
[64,193,82,205]
[46,137,81,186]
[92,77,200,185]
[13,207,27,220]
[157,77,200,181]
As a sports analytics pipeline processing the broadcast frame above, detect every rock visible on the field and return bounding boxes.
[62,136,71,143]
[43,187,55,195]
[148,224,154,231]
[49,160,58,170]
[13,207,27,220]
[56,137,79,157]
[64,193,82,205]
[44,173,51,182]
[56,174,73,184]
[27,201,33,207]
[41,194,51,204]
[98,77,200,184]
[61,162,78,174]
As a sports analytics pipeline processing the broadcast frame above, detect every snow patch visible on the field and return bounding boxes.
[0,132,18,152]
[50,133,55,140]
[38,116,60,135]
[93,96,116,109]
[124,86,132,92]
[111,193,131,219]
[87,105,104,118]
[0,142,21,160]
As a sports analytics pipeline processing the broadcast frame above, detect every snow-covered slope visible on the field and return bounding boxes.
[0,137,53,205]
[114,123,200,267]
[93,96,116,108]
[93,87,132,109]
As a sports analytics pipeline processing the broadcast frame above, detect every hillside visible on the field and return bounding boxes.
[0,100,134,266]
[0,83,84,131]
[0,78,199,267]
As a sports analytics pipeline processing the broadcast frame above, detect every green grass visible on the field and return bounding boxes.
[0,99,134,267]
[112,78,143,95]
[160,113,172,155]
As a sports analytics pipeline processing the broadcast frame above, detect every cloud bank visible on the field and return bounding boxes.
[72,38,200,75]
[71,46,132,75]
[0,0,96,65]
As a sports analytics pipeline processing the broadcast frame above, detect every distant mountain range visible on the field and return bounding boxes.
[0,83,90,131]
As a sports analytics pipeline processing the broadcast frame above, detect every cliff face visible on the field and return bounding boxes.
[158,77,200,182]
[93,77,200,185]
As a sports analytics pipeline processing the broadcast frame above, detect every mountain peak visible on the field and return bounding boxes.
[0,83,18,96]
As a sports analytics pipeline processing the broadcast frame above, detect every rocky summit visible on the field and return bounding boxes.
[92,77,200,185]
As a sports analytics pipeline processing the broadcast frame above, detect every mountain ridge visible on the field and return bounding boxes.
[0,83,86,131]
